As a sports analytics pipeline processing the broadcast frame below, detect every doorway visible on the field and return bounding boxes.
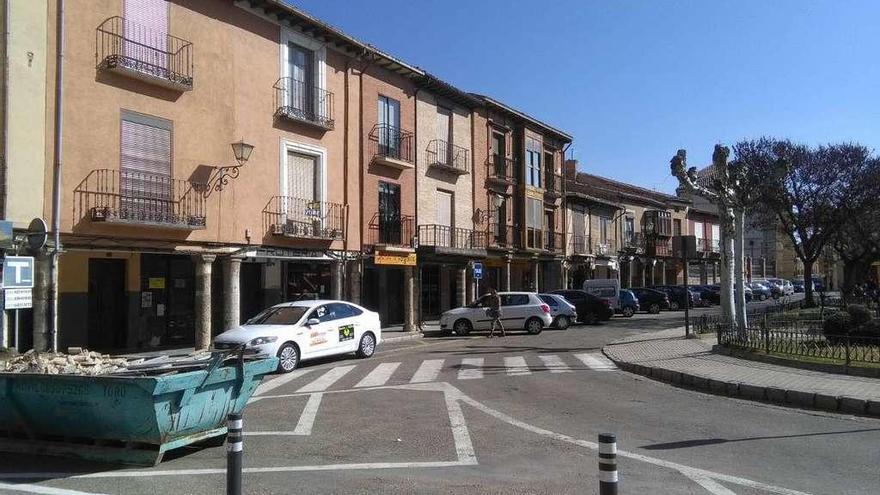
[88,259,127,350]
[421,265,440,318]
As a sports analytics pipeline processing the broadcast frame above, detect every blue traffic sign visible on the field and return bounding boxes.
[473,262,483,280]
[2,256,35,289]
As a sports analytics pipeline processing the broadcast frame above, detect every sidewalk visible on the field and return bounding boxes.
[603,328,880,418]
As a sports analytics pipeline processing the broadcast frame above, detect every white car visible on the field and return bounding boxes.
[439,292,553,335]
[538,293,577,329]
[213,300,382,373]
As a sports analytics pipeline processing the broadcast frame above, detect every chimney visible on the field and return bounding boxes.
[564,159,578,178]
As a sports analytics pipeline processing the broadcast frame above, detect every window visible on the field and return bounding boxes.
[538,295,558,307]
[436,107,452,165]
[287,151,320,202]
[378,181,402,244]
[311,304,340,323]
[378,95,401,157]
[599,217,610,244]
[124,0,168,71]
[544,151,555,190]
[120,111,172,215]
[673,218,682,236]
[246,306,307,325]
[501,294,529,306]
[526,138,542,187]
[287,43,314,114]
[526,197,543,249]
[624,217,635,243]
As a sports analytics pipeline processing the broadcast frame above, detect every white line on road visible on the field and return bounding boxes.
[0,482,109,495]
[503,356,531,376]
[409,359,444,383]
[684,473,740,495]
[444,391,477,464]
[457,358,483,380]
[296,365,356,393]
[355,362,400,388]
[292,392,324,435]
[574,352,617,371]
[252,368,314,398]
[537,354,571,373]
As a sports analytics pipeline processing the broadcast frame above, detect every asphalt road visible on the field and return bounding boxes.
[2,298,878,495]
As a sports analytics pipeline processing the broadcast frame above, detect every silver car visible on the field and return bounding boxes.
[539,294,578,329]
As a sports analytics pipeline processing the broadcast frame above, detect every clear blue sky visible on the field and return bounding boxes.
[287,0,880,194]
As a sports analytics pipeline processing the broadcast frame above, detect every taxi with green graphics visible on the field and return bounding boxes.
[213,300,382,373]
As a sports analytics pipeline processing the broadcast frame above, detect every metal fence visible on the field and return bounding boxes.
[367,213,415,248]
[264,196,345,240]
[368,124,414,165]
[418,224,486,250]
[273,77,335,129]
[426,140,469,174]
[717,324,880,367]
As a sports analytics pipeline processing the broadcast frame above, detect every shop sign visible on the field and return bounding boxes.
[3,288,32,309]
[148,277,166,289]
[375,251,417,266]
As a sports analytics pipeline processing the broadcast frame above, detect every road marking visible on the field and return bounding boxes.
[252,368,314,398]
[296,365,356,393]
[574,352,617,371]
[409,359,444,383]
[457,358,484,380]
[355,362,400,388]
[0,483,108,495]
[537,354,571,373]
[444,390,477,464]
[504,356,531,376]
[291,392,323,435]
[684,473,739,495]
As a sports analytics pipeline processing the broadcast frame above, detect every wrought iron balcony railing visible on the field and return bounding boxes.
[621,232,645,254]
[367,213,415,248]
[264,196,345,240]
[369,124,414,168]
[489,223,519,249]
[569,234,591,255]
[643,210,673,237]
[593,239,617,256]
[96,16,193,90]
[698,238,721,253]
[486,155,517,186]
[544,231,565,254]
[273,78,334,130]
[418,225,486,250]
[75,169,206,229]
[426,139,469,174]
[544,170,564,196]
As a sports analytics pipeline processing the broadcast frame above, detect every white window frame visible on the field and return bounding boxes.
[280,139,328,226]
[280,27,327,91]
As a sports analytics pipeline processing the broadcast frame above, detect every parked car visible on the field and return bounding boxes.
[213,300,381,373]
[692,285,718,305]
[616,289,640,317]
[629,287,670,314]
[551,289,615,324]
[582,279,620,311]
[538,293,578,329]
[702,285,722,304]
[765,278,793,297]
[792,278,808,293]
[748,282,773,301]
[651,285,697,310]
[440,292,552,336]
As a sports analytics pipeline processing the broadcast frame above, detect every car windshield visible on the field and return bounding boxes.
[245,306,308,325]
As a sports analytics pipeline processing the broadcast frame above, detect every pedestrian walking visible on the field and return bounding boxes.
[487,288,505,338]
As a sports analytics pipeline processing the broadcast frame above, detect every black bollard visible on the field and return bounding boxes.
[598,433,618,495]
[227,412,243,495]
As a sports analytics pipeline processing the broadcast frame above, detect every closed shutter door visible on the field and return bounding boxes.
[436,190,453,247]
[436,108,451,165]
[124,0,168,70]
[285,151,320,232]
[572,209,585,252]
[120,115,172,220]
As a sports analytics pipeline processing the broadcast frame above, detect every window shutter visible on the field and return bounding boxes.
[121,118,171,178]
[287,151,318,202]
[124,0,168,69]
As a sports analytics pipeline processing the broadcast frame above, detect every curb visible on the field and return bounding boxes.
[603,348,880,419]
[382,332,424,343]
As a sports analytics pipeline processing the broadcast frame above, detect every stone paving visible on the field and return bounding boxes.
[603,327,880,417]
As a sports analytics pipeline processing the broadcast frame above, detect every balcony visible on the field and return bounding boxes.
[544,231,565,255]
[369,124,414,170]
[621,232,645,254]
[273,78,334,130]
[643,210,673,237]
[486,155,517,188]
[367,213,415,249]
[646,237,673,257]
[593,239,617,256]
[264,196,345,241]
[96,16,193,91]
[75,169,206,229]
[426,140,469,175]
[417,225,487,257]
[489,223,519,250]
[697,238,721,256]
[569,234,591,256]
[543,170,564,198]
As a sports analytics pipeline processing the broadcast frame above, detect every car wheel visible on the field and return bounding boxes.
[622,306,635,318]
[525,317,544,335]
[276,342,299,373]
[356,332,376,358]
[453,319,472,336]
[669,301,680,311]
[555,315,571,330]
[649,303,661,314]
[583,312,598,325]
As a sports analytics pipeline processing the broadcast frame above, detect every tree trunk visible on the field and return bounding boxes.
[719,226,735,323]
[842,258,867,294]
[803,260,815,307]
[734,209,748,333]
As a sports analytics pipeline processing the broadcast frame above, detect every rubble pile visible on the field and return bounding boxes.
[2,348,132,375]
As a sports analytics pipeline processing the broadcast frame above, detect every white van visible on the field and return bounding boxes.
[582,279,620,310]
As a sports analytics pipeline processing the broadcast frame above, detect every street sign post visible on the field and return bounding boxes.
[2,256,35,289]
[4,288,32,309]
[473,262,483,280]
[673,236,696,338]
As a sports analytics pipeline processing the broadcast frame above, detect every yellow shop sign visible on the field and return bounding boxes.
[374,251,417,266]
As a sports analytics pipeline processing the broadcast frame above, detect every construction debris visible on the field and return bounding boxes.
[3,348,132,375]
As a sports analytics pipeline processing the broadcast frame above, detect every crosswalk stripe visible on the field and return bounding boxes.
[296,365,357,392]
[537,354,572,373]
[410,359,444,383]
[574,352,617,371]
[355,362,401,388]
[504,356,531,376]
[458,358,484,380]
[253,368,314,397]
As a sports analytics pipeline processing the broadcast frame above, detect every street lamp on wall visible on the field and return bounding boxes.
[474,194,505,224]
[204,139,255,197]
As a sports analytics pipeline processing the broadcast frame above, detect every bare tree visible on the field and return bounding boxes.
[832,164,880,292]
[734,138,876,306]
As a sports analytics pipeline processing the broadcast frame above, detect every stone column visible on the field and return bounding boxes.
[661,261,667,285]
[403,266,415,332]
[331,260,343,300]
[760,257,767,279]
[503,258,511,291]
[439,266,451,312]
[348,260,362,304]
[194,254,216,350]
[31,254,51,352]
[533,261,540,292]
[560,261,569,289]
[457,267,468,306]
[700,263,708,285]
[222,257,242,331]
